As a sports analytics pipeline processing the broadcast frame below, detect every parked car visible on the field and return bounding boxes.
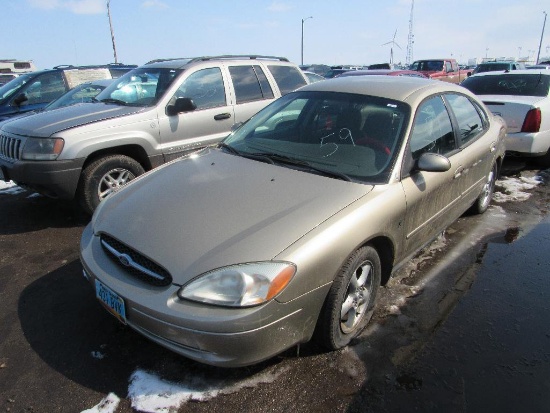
[472,61,526,75]
[303,71,326,83]
[80,76,506,367]
[526,64,550,70]
[461,70,550,166]
[43,79,114,110]
[336,69,428,78]
[0,64,133,121]
[0,55,308,214]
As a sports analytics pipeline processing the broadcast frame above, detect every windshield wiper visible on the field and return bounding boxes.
[99,98,128,106]
[249,152,352,181]
[217,142,241,155]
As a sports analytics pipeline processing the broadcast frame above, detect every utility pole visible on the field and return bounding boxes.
[406,0,414,67]
[536,11,547,64]
[107,0,118,63]
[301,16,313,66]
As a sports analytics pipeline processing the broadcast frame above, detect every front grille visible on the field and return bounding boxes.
[100,233,173,287]
[0,134,22,161]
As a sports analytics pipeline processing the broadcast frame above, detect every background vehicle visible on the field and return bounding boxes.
[409,59,471,83]
[0,55,308,214]
[0,64,133,121]
[337,69,428,78]
[461,70,550,167]
[303,71,325,83]
[80,76,506,368]
[472,60,526,74]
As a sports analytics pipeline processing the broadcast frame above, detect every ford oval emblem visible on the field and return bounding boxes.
[118,254,132,267]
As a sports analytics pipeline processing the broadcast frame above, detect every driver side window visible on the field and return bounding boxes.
[174,68,226,110]
[409,96,455,160]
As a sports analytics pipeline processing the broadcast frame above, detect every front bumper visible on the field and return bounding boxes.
[79,224,328,367]
[0,157,85,199]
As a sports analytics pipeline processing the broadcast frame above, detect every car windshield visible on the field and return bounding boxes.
[95,67,182,107]
[223,91,410,184]
[0,72,34,101]
[462,74,550,97]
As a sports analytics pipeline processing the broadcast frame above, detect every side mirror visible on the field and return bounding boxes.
[416,152,451,172]
[13,93,28,106]
[166,97,196,116]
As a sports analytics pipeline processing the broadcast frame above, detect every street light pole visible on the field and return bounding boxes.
[107,0,118,63]
[536,11,547,64]
[301,16,313,66]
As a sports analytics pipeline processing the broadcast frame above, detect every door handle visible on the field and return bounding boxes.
[214,113,231,121]
[454,166,464,179]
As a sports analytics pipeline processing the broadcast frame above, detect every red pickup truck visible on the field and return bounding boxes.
[409,59,472,84]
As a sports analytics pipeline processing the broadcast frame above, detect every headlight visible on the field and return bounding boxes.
[178,262,296,307]
[22,138,64,160]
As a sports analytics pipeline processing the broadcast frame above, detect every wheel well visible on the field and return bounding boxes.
[82,145,152,172]
[365,236,394,286]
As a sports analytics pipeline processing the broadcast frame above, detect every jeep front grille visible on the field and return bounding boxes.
[0,134,22,161]
[100,233,173,287]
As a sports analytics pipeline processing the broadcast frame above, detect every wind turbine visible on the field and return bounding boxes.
[382,29,402,66]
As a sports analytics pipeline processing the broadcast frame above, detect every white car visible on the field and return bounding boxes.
[461,70,550,167]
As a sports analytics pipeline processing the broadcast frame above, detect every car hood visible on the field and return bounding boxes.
[2,102,144,137]
[93,148,373,285]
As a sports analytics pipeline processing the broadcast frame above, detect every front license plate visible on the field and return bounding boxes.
[95,279,127,324]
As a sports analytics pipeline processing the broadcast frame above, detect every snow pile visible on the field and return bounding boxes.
[493,175,541,203]
[127,367,286,413]
[81,393,120,413]
[0,180,25,195]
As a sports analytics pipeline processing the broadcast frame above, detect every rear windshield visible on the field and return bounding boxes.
[461,74,550,97]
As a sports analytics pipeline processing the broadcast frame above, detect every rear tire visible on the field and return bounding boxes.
[78,155,145,215]
[471,162,497,215]
[317,245,381,350]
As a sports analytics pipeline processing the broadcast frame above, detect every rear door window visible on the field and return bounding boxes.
[445,94,485,146]
[229,65,274,104]
[267,65,307,95]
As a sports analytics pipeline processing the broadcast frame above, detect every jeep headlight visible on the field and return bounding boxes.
[22,138,64,160]
[178,262,296,307]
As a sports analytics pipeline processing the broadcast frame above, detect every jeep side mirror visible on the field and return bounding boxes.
[13,93,28,106]
[166,97,196,116]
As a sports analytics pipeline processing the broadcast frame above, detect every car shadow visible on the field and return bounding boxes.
[0,189,89,235]
[17,259,282,397]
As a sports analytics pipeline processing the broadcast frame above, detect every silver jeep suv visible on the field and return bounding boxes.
[0,55,308,214]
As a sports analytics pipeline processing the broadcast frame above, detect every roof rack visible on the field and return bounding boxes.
[145,55,289,65]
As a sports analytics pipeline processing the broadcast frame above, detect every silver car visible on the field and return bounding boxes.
[80,76,506,367]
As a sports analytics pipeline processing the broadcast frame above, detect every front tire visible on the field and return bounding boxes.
[78,155,145,215]
[317,245,381,350]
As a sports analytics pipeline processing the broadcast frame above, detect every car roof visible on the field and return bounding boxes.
[144,55,291,69]
[300,75,467,104]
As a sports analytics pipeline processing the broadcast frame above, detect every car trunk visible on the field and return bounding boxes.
[481,95,543,133]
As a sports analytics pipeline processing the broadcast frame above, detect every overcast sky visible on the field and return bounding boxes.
[3,0,549,70]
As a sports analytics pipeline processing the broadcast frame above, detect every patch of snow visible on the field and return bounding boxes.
[0,180,25,195]
[81,393,120,413]
[494,175,541,203]
[128,367,287,413]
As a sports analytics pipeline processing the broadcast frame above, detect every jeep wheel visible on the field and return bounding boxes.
[79,155,145,215]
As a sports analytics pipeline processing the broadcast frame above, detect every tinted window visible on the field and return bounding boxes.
[410,96,455,160]
[229,65,269,104]
[445,94,484,145]
[267,65,307,95]
[462,74,550,97]
[176,68,226,110]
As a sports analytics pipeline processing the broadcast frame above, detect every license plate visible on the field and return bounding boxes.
[95,279,127,324]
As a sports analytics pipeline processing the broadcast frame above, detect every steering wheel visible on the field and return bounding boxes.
[357,135,391,155]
